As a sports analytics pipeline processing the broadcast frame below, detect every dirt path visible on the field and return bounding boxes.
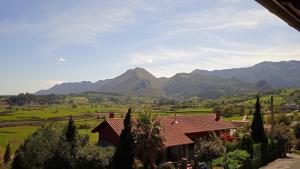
[261,153,300,169]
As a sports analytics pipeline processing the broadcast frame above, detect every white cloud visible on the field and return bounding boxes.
[41,80,64,86]
[129,43,300,77]
[158,7,282,39]
[58,57,66,62]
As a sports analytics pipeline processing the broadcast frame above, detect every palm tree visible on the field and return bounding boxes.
[133,112,164,169]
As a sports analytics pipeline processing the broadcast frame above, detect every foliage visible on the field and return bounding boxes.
[194,133,226,164]
[3,144,11,164]
[157,162,175,169]
[213,150,250,169]
[76,144,114,169]
[65,115,77,142]
[6,93,65,106]
[133,112,164,169]
[295,140,300,151]
[12,125,60,169]
[251,143,262,169]
[251,96,266,143]
[112,108,134,169]
[226,141,241,152]
[11,120,113,169]
[276,114,291,126]
[240,134,253,156]
[220,132,235,143]
[294,122,300,139]
[274,124,295,157]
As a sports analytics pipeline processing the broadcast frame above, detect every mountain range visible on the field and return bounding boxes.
[35,60,300,99]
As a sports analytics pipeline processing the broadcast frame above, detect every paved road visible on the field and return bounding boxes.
[261,153,300,169]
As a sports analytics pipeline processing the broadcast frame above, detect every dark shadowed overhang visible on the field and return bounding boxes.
[256,0,300,32]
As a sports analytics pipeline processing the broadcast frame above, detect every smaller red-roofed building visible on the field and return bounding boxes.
[91,113,236,162]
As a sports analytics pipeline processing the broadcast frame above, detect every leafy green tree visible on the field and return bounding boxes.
[12,125,60,169]
[133,112,164,169]
[251,96,266,143]
[76,144,114,169]
[45,115,81,169]
[194,133,225,169]
[112,108,134,169]
[274,124,295,157]
[3,143,11,164]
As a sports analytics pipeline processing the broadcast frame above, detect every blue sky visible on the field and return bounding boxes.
[0,0,299,95]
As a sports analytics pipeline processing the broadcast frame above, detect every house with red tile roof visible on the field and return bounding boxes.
[91,113,236,162]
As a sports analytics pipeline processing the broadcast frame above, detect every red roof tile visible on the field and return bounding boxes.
[92,114,236,147]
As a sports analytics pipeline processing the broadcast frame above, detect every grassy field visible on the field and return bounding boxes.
[1,88,298,157]
[0,119,101,154]
[0,104,215,154]
[0,104,127,122]
[0,125,38,153]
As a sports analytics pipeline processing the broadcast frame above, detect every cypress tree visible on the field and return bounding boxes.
[251,96,266,143]
[66,115,77,142]
[112,108,134,169]
[3,143,11,164]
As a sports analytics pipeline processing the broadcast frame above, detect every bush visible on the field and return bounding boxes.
[12,125,60,169]
[266,139,279,162]
[213,150,250,169]
[226,141,241,152]
[251,144,262,169]
[76,144,114,169]
[240,134,253,156]
[295,140,300,151]
[157,162,175,169]
[274,124,295,157]
[294,123,300,139]
[78,124,91,129]
[12,120,114,169]
[194,134,226,162]
[276,114,292,126]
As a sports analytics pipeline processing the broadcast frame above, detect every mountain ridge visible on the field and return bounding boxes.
[35,60,300,99]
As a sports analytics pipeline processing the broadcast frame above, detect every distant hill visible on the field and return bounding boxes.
[36,68,166,97]
[163,73,255,99]
[35,60,300,99]
[191,60,300,88]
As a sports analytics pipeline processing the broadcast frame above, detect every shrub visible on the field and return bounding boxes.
[78,124,91,129]
[195,133,225,168]
[276,114,291,126]
[226,141,241,152]
[240,134,253,156]
[157,162,175,169]
[274,124,295,157]
[76,144,114,169]
[213,150,250,169]
[12,125,60,169]
[12,120,114,169]
[251,143,262,169]
[294,123,300,139]
[295,140,300,151]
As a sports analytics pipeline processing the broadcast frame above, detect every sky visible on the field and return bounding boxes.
[0,0,300,95]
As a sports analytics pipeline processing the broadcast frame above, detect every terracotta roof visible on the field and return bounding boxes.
[92,114,236,147]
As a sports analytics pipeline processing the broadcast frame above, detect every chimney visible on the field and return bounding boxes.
[215,111,221,121]
[109,112,114,119]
